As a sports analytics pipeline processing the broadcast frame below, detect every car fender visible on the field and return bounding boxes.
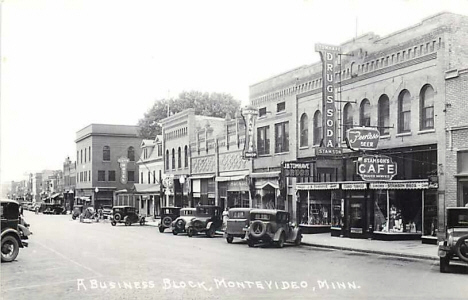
[18,224,32,238]
[185,218,196,230]
[288,228,301,241]
[1,229,23,248]
[273,228,285,242]
[206,221,214,230]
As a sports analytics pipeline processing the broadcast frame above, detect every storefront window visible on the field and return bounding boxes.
[299,191,331,226]
[374,190,422,233]
[423,190,437,236]
[331,198,343,227]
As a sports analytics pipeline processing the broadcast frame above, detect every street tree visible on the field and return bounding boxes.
[137,91,241,138]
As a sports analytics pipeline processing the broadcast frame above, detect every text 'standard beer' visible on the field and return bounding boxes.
[315,44,342,155]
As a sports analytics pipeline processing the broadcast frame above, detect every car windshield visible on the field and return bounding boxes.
[447,210,468,227]
[252,213,272,221]
[231,211,247,219]
[127,208,136,213]
[181,210,193,216]
[196,207,213,216]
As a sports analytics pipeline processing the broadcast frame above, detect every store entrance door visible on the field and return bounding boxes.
[346,197,368,239]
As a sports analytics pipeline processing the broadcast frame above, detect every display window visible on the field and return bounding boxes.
[299,191,331,225]
[373,190,422,233]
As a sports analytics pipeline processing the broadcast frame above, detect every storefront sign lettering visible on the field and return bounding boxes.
[241,106,258,159]
[118,157,130,184]
[315,43,341,153]
[347,127,380,151]
[357,155,397,181]
[341,183,367,190]
[296,183,339,190]
[315,147,343,156]
[369,181,429,189]
[283,162,310,177]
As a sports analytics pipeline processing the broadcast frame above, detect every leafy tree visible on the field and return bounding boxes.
[137,91,241,138]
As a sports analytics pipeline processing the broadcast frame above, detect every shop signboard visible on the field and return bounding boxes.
[369,180,429,189]
[241,106,258,159]
[357,155,397,181]
[282,162,310,177]
[296,183,339,190]
[346,127,380,151]
[118,157,130,184]
[315,43,341,156]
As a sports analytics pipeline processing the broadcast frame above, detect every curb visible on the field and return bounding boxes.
[301,242,439,261]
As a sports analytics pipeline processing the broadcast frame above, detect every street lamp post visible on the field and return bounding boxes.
[94,187,99,208]
[179,175,185,207]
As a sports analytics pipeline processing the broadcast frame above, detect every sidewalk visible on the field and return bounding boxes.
[143,220,438,260]
[301,233,439,261]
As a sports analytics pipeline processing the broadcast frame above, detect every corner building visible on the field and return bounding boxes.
[249,12,468,242]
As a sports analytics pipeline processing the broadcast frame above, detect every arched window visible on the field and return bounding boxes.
[177,147,182,169]
[103,146,110,161]
[420,85,434,130]
[300,113,308,147]
[398,90,411,133]
[378,95,390,135]
[84,148,87,163]
[127,146,135,162]
[184,145,188,168]
[148,171,150,184]
[165,150,169,170]
[89,146,91,161]
[313,110,322,146]
[343,103,354,137]
[360,99,371,127]
[153,170,156,184]
[171,148,175,170]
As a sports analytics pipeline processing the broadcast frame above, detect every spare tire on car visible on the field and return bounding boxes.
[455,234,468,263]
[249,220,266,238]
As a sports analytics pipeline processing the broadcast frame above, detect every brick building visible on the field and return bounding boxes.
[75,124,142,209]
[248,12,468,242]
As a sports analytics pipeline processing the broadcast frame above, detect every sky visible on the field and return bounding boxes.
[2,0,468,182]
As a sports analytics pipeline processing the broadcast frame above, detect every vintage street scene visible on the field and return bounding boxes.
[1,1,468,299]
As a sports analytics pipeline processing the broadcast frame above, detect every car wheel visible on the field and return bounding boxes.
[140,219,145,226]
[247,239,255,248]
[125,220,131,226]
[1,235,20,263]
[72,215,76,220]
[455,234,468,262]
[172,230,178,235]
[295,233,302,246]
[162,216,172,227]
[206,226,215,238]
[276,233,285,248]
[114,213,122,221]
[226,235,234,244]
[187,227,194,237]
[111,221,116,226]
[440,256,450,273]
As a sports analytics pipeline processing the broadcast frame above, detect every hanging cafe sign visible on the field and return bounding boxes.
[241,106,258,159]
[315,43,342,156]
[357,155,397,181]
[118,157,130,184]
[347,127,380,151]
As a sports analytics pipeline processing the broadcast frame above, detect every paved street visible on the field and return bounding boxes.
[1,211,467,300]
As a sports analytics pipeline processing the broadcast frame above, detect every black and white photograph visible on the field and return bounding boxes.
[1,0,468,299]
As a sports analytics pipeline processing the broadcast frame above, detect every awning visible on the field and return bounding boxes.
[76,196,91,201]
[296,183,340,190]
[68,190,74,194]
[250,171,281,178]
[190,174,215,180]
[50,193,62,199]
[215,175,247,182]
[257,182,279,189]
[133,183,160,193]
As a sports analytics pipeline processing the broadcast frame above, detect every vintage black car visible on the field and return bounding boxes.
[171,208,196,235]
[110,206,145,226]
[438,207,468,272]
[158,207,181,233]
[71,205,84,220]
[185,206,222,238]
[43,204,66,215]
[101,205,113,219]
[246,209,302,248]
[1,199,28,262]
[224,208,252,243]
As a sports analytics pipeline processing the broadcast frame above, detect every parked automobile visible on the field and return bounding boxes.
[43,204,66,215]
[80,207,99,223]
[101,205,113,219]
[171,208,196,235]
[110,206,145,226]
[158,207,181,233]
[224,208,252,243]
[245,209,302,248]
[438,207,468,272]
[1,199,28,262]
[72,205,84,220]
[185,205,222,238]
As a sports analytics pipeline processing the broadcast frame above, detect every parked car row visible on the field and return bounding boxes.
[438,207,468,272]
[158,205,302,248]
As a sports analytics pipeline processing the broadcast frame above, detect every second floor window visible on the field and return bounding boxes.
[171,149,175,170]
[128,171,135,182]
[178,147,182,169]
[128,146,135,161]
[300,113,308,147]
[378,95,390,135]
[277,102,285,113]
[98,171,106,182]
[103,146,110,161]
[165,149,169,170]
[420,85,434,130]
[360,99,371,127]
[259,107,267,117]
[313,110,322,146]
[257,126,270,155]
[184,145,189,168]
[343,103,354,138]
[108,171,116,181]
[398,90,412,133]
[274,122,289,153]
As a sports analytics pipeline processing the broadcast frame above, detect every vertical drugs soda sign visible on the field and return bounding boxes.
[118,157,130,184]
